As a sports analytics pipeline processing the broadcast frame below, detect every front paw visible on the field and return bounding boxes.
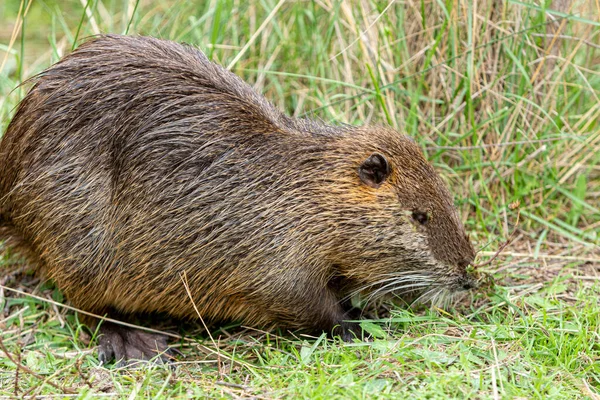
[332,321,367,342]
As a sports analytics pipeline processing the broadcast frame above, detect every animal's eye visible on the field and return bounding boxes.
[412,211,429,225]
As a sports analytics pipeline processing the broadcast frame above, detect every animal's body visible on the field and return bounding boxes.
[0,35,476,364]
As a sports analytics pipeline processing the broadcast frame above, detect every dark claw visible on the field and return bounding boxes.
[97,337,114,364]
[166,346,183,357]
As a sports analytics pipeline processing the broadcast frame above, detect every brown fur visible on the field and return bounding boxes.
[0,35,476,361]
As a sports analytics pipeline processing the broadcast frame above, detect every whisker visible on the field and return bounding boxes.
[342,273,433,301]
[363,281,432,307]
[362,274,436,303]
[340,270,456,313]
[412,286,438,306]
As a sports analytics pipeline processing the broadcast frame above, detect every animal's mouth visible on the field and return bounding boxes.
[456,273,480,291]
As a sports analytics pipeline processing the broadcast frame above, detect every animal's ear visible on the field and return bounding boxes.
[358,153,391,188]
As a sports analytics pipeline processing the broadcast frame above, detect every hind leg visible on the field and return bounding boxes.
[97,322,176,367]
[81,315,177,367]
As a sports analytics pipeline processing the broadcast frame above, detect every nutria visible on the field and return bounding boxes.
[0,35,477,364]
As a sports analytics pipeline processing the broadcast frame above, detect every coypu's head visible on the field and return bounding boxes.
[332,127,477,305]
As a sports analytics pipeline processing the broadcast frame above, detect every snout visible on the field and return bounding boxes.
[457,274,479,291]
[456,256,478,291]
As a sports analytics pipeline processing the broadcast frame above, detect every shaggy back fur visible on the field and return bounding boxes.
[0,35,475,333]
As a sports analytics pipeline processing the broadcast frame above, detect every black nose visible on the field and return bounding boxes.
[462,282,475,290]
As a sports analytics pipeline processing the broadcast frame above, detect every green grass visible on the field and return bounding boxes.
[1,0,599,398]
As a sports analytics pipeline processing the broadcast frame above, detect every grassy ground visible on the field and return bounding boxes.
[1,0,599,398]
